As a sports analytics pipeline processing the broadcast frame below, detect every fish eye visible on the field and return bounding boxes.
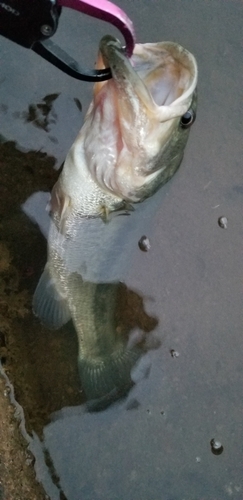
[180,109,196,129]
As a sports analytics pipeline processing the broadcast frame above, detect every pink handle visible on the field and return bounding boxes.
[58,0,135,57]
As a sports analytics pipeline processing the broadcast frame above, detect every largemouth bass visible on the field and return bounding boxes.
[33,35,198,406]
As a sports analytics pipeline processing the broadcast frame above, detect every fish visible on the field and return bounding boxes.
[33,35,198,407]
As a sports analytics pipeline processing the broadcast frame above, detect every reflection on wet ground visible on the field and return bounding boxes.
[0,140,159,434]
[0,140,82,434]
[1,0,243,499]
[17,93,60,133]
[13,93,82,136]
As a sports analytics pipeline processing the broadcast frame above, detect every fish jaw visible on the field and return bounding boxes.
[82,35,198,202]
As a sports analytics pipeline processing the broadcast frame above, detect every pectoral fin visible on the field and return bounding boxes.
[33,265,71,329]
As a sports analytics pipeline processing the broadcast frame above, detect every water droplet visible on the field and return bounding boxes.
[196,456,201,463]
[138,235,151,252]
[170,349,179,358]
[218,216,228,229]
[210,438,224,455]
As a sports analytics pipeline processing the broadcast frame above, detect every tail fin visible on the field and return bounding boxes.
[78,347,142,411]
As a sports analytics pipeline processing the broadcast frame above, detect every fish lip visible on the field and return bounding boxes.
[99,34,124,54]
[98,34,126,69]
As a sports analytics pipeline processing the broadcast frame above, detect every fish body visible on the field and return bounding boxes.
[33,36,198,406]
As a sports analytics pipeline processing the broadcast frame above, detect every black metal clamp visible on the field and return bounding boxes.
[0,0,135,81]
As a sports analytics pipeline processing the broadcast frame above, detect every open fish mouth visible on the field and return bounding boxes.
[82,35,198,202]
[51,35,198,227]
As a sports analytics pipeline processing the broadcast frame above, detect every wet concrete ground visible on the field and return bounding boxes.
[0,0,243,499]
